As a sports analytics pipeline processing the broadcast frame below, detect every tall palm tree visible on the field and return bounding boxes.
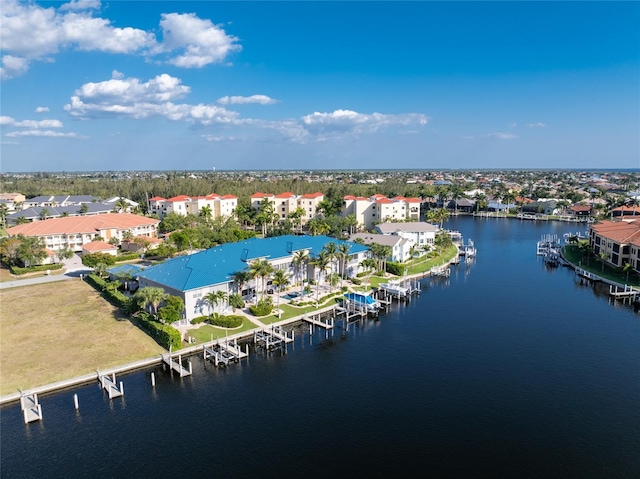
[233,269,251,296]
[249,259,274,300]
[345,214,358,235]
[292,250,309,291]
[337,242,351,287]
[199,205,213,224]
[323,242,338,284]
[272,269,290,315]
[311,251,330,304]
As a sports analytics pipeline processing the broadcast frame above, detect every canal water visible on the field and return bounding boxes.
[2,217,639,478]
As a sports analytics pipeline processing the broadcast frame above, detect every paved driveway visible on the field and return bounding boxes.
[0,254,92,290]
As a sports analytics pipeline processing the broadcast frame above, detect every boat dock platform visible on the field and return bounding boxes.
[98,372,124,399]
[162,349,193,377]
[302,311,334,329]
[203,338,249,367]
[20,393,43,424]
[609,285,639,303]
[254,326,294,350]
[335,301,369,322]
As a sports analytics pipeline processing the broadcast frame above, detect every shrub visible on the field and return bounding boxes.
[116,252,140,262]
[82,252,116,267]
[86,273,133,312]
[385,261,403,276]
[134,311,181,350]
[249,297,273,317]
[191,315,208,325]
[350,277,362,285]
[209,314,243,328]
[341,286,348,292]
[228,293,245,311]
[9,263,64,275]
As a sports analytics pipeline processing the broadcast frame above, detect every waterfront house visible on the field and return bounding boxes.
[349,232,414,263]
[588,219,640,272]
[374,222,438,249]
[137,235,369,321]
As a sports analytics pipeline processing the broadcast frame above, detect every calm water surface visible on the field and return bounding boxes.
[2,217,639,478]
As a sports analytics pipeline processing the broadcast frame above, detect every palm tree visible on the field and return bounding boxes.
[292,250,309,291]
[135,287,169,319]
[115,197,129,213]
[233,269,251,297]
[307,218,330,236]
[199,205,213,224]
[94,262,108,278]
[39,208,50,220]
[323,242,337,288]
[360,257,377,288]
[272,269,290,316]
[249,259,273,300]
[345,214,358,235]
[337,242,351,287]
[311,251,331,305]
[622,262,633,283]
[598,251,610,273]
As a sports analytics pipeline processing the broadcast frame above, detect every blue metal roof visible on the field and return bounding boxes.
[137,235,368,292]
[107,264,144,276]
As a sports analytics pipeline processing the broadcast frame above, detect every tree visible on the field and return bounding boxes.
[15,235,47,267]
[310,250,330,305]
[108,236,120,247]
[158,296,185,324]
[308,218,330,236]
[199,205,213,224]
[93,262,108,278]
[337,242,351,287]
[15,216,29,225]
[323,242,338,289]
[359,257,377,288]
[272,269,290,316]
[39,208,50,220]
[287,207,305,234]
[233,269,252,296]
[204,290,227,316]
[0,237,21,265]
[228,293,245,311]
[622,262,633,283]
[345,214,358,235]
[249,259,274,300]
[134,236,151,255]
[598,251,610,273]
[0,204,8,228]
[134,287,169,318]
[122,230,134,241]
[78,203,89,215]
[115,197,129,213]
[292,250,309,291]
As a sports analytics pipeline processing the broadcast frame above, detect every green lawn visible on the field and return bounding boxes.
[186,320,257,343]
[562,245,640,287]
[261,297,343,324]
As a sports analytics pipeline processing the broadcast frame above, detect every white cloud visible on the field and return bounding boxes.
[35,106,50,113]
[202,135,244,142]
[1,2,240,79]
[485,132,518,139]
[300,109,428,137]
[1,55,30,80]
[158,13,241,68]
[527,122,545,128]
[6,130,83,138]
[217,95,277,105]
[1,116,63,128]
[59,0,101,11]
[65,73,237,124]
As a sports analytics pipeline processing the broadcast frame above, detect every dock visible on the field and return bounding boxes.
[98,373,124,399]
[335,301,369,322]
[575,267,600,282]
[20,393,43,424]
[302,311,334,330]
[162,349,193,377]
[254,326,294,350]
[203,338,249,367]
[431,264,450,277]
[609,284,640,303]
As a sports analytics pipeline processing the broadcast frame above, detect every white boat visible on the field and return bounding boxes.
[379,279,409,296]
[344,292,380,312]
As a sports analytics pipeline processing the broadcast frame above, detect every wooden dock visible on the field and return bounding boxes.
[254,326,294,350]
[162,350,192,377]
[99,373,124,399]
[575,268,600,282]
[203,338,249,367]
[302,312,334,329]
[20,393,43,424]
[609,285,639,303]
[335,301,369,322]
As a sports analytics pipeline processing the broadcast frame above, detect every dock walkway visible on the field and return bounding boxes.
[20,393,43,424]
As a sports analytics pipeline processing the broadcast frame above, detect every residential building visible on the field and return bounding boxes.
[137,235,369,321]
[349,232,414,263]
[588,219,640,271]
[82,241,118,256]
[374,222,438,248]
[0,193,26,211]
[6,213,160,252]
[611,206,640,219]
[342,195,423,230]
[148,194,238,220]
[6,202,116,225]
[251,192,324,224]
[23,195,98,209]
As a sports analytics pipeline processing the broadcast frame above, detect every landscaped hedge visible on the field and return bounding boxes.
[134,311,182,350]
[209,314,243,328]
[385,261,403,276]
[86,274,134,311]
[9,263,64,275]
[116,252,140,262]
[191,315,208,325]
[350,277,362,285]
[249,298,273,317]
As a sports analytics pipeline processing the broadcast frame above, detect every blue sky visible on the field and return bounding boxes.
[1,1,638,172]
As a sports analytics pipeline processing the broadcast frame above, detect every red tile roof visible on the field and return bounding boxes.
[82,241,117,252]
[149,196,166,201]
[251,192,274,199]
[7,213,159,237]
[220,195,237,200]
[376,198,394,204]
[591,220,640,243]
[275,192,295,199]
[165,195,192,203]
[301,192,323,199]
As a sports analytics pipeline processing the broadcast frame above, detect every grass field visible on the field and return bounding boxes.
[0,280,164,395]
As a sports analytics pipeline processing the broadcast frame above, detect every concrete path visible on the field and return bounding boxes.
[0,254,92,290]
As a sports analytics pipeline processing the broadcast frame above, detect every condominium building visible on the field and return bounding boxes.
[589,219,640,272]
[342,195,423,230]
[251,192,324,224]
[148,194,238,220]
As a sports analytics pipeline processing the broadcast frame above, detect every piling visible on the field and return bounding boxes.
[74,394,79,410]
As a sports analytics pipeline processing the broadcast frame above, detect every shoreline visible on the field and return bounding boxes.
[0,271,440,406]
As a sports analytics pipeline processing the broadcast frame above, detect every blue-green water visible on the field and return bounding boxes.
[2,217,639,478]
